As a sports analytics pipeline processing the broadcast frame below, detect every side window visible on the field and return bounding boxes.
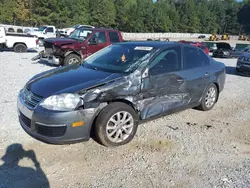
[46,27,54,33]
[149,46,181,75]
[217,43,224,49]
[199,49,210,66]
[109,32,120,44]
[225,43,231,49]
[91,32,107,44]
[183,47,202,69]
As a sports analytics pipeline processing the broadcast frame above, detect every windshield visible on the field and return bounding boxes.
[83,44,154,73]
[72,24,81,29]
[69,29,93,41]
[37,26,47,32]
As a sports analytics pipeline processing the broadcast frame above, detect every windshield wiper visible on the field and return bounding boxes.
[83,63,99,71]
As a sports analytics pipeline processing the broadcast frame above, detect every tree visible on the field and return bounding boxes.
[89,0,116,28]
[0,0,15,24]
[13,0,30,25]
[177,0,201,33]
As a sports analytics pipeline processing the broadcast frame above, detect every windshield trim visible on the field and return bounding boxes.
[38,26,47,31]
[68,29,93,41]
[82,44,155,74]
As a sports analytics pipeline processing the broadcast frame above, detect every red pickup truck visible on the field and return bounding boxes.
[178,40,209,55]
[32,28,124,66]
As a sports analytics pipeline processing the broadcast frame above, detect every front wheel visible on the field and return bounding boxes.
[63,54,81,66]
[197,84,218,111]
[94,102,139,147]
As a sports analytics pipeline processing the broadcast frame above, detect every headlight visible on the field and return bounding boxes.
[40,93,81,111]
[238,56,244,61]
[223,51,229,55]
[246,57,250,62]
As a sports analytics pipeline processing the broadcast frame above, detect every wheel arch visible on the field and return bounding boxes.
[89,99,138,137]
[13,42,27,48]
[64,50,81,58]
[213,82,220,102]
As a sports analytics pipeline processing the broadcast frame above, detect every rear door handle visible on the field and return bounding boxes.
[177,78,184,83]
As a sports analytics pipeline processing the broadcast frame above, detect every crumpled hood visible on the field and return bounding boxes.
[26,64,123,98]
[44,38,78,46]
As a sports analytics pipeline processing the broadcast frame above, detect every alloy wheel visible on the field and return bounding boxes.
[106,111,134,143]
[205,87,216,108]
[68,58,80,64]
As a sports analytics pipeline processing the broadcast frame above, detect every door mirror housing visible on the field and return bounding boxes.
[231,47,236,51]
[142,68,149,79]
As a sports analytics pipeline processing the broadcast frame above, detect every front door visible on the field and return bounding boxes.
[86,31,108,56]
[140,46,190,119]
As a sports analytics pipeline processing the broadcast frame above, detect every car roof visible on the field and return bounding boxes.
[115,41,178,49]
[215,42,230,45]
[77,28,119,32]
[114,41,199,50]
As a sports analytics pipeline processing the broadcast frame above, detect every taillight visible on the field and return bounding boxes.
[36,39,38,45]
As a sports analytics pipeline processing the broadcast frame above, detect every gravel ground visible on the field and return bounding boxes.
[0,47,250,188]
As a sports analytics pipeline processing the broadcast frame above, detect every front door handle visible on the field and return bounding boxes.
[205,72,210,77]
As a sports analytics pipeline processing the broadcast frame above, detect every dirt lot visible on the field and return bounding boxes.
[0,48,250,188]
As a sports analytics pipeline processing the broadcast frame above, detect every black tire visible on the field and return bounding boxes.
[63,54,81,66]
[197,84,218,111]
[236,68,241,75]
[94,102,139,147]
[13,44,27,53]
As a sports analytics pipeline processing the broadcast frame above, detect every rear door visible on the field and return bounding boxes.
[140,46,190,119]
[180,46,211,104]
[86,31,108,56]
[108,31,121,44]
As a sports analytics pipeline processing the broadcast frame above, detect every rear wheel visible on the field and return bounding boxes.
[197,84,218,111]
[63,54,81,66]
[94,102,139,147]
[14,44,27,53]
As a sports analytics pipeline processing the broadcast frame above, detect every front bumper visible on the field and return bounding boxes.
[17,93,96,144]
[32,50,61,65]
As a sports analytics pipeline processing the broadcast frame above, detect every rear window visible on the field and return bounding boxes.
[183,47,202,69]
[109,32,120,44]
[217,43,231,49]
[46,27,54,33]
[199,49,210,66]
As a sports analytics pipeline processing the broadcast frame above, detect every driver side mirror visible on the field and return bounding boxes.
[231,47,236,51]
[142,68,149,79]
[43,30,47,34]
